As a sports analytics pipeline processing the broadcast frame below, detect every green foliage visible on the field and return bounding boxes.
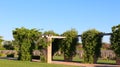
[81,29,103,63]
[0,36,3,45]
[110,24,120,57]
[0,53,6,57]
[12,40,19,52]
[40,54,46,62]
[43,30,59,36]
[3,41,14,50]
[0,36,4,50]
[61,29,78,61]
[0,47,6,50]
[13,27,42,61]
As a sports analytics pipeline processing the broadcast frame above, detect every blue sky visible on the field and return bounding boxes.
[0,0,120,43]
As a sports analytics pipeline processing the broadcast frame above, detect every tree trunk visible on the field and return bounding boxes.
[116,57,120,65]
[64,55,73,61]
[93,55,98,64]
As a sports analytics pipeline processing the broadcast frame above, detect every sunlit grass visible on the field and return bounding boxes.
[53,55,116,64]
[0,59,79,67]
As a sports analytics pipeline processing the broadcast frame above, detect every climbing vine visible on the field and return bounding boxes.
[81,29,103,63]
[61,29,78,61]
[110,24,120,57]
[13,27,42,61]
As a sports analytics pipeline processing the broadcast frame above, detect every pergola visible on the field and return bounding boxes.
[43,35,66,63]
[44,33,112,63]
[78,33,112,37]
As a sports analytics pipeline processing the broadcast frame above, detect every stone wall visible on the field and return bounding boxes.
[0,50,17,55]
[78,50,116,60]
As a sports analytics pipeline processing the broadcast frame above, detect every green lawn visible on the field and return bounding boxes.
[0,59,79,67]
[0,55,116,67]
[53,55,116,64]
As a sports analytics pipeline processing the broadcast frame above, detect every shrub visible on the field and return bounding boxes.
[61,29,78,61]
[111,24,120,57]
[0,53,6,57]
[13,27,42,61]
[81,29,103,63]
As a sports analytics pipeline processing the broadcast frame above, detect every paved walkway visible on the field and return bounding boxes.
[52,61,120,67]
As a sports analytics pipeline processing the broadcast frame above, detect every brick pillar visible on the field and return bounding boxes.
[47,37,52,63]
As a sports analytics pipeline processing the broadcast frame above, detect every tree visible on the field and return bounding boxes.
[61,29,78,61]
[81,29,103,63]
[13,27,42,61]
[43,30,58,36]
[12,40,19,52]
[0,36,4,50]
[0,36,3,45]
[101,42,110,50]
[3,41,14,50]
[110,24,120,64]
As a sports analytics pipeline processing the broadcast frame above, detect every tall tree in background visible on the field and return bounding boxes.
[0,36,4,50]
[3,41,14,50]
[0,36,3,45]
[61,29,78,61]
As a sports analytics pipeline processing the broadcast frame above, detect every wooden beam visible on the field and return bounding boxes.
[102,33,112,36]
[51,36,66,39]
[41,35,65,63]
[78,33,112,37]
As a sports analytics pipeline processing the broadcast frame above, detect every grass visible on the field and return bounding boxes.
[0,55,116,67]
[53,55,116,64]
[97,59,116,64]
[0,59,79,67]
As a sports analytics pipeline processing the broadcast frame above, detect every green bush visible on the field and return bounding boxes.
[81,29,103,63]
[61,29,78,61]
[0,47,5,50]
[0,53,6,57]
[13,27,42,61]
[111,24,120,57]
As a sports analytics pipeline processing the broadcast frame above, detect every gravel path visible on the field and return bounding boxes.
[52,61,120,67]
